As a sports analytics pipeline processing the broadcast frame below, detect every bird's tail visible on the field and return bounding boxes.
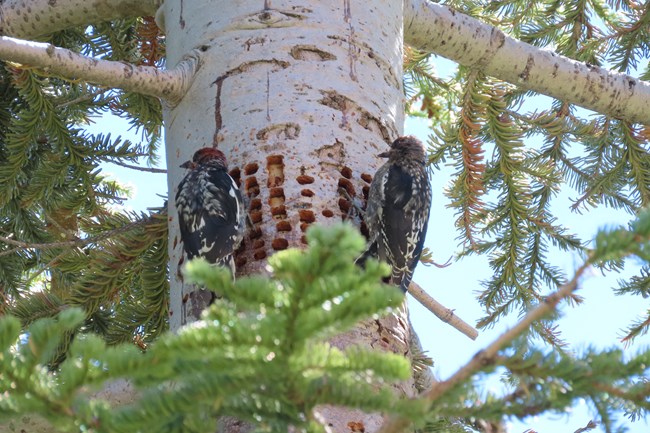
[216,254,237,281]
[355,241,378,268]
[398,270,413,293]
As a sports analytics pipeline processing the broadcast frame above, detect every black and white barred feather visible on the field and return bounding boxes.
[358,136,431,292]
[175,147,246,276]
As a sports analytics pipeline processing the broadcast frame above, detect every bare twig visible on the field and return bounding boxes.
[56,88,113,109]
[378,261,591,433]
[408,281,478,340]
[0,246,21,258]
[574,420,599,433]
[0,216,157,254]
[108,160,167,174]
[24,250,70,285]
[0,235,85,250]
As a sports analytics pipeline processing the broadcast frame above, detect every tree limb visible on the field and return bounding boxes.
[0,36,200,104]
[0,0,161,39]
[408,281,478,340]
[404,0,650,125]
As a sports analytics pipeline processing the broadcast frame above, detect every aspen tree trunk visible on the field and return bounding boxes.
[163,1,417,430]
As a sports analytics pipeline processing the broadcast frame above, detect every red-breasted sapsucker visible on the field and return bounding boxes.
[175,147,246,276]
[358,136,431,292]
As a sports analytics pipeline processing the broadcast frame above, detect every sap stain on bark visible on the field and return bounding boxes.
[249,227,263,239]
[271,205,287,217]
[244,162,259,175]
[245,177,260,197]
[266,154,285,187]
[249,198,262,212]
[266,155,289,257]
[250,211,263,224]
[296,174,315,185]
[272,238,289,250]
[299,210,315,224]
[229,167,241,187]
[276,220,292,232]
[338,197,351,215]
[338,178,355,196]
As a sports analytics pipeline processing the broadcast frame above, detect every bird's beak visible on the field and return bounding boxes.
[180,160,193,169]
[378,150,391,158]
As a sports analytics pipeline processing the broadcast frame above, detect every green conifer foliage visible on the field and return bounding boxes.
[404,1,650,345]
[2,222,649,432]
[0,225,416,433]
[0,20,166,349]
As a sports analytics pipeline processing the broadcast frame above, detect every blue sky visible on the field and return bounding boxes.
[89,101,649,432]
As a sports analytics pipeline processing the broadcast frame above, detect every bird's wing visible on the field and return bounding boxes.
[177,169,244,264]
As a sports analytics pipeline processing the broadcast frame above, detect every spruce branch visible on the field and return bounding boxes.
[0,0,161,39]
[592,382,650,411]
[378,260,591,433]
[380,208,650,433]
[426,262,589,401]
[0,36,200,104]
[443,71,487,250]
[404,0,650,125]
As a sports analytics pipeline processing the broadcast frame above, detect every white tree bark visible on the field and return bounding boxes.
[165,0,405,324]
[163,0,415,430]
[0,36,199,103]
[404,0,650,124]
[0,0,160,39]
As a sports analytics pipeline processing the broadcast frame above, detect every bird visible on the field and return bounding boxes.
[175,147,246,278]
[358,136,432,292]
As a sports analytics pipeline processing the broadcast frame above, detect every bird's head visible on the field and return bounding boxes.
[378,136,426,163]
[181,147,228,170]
